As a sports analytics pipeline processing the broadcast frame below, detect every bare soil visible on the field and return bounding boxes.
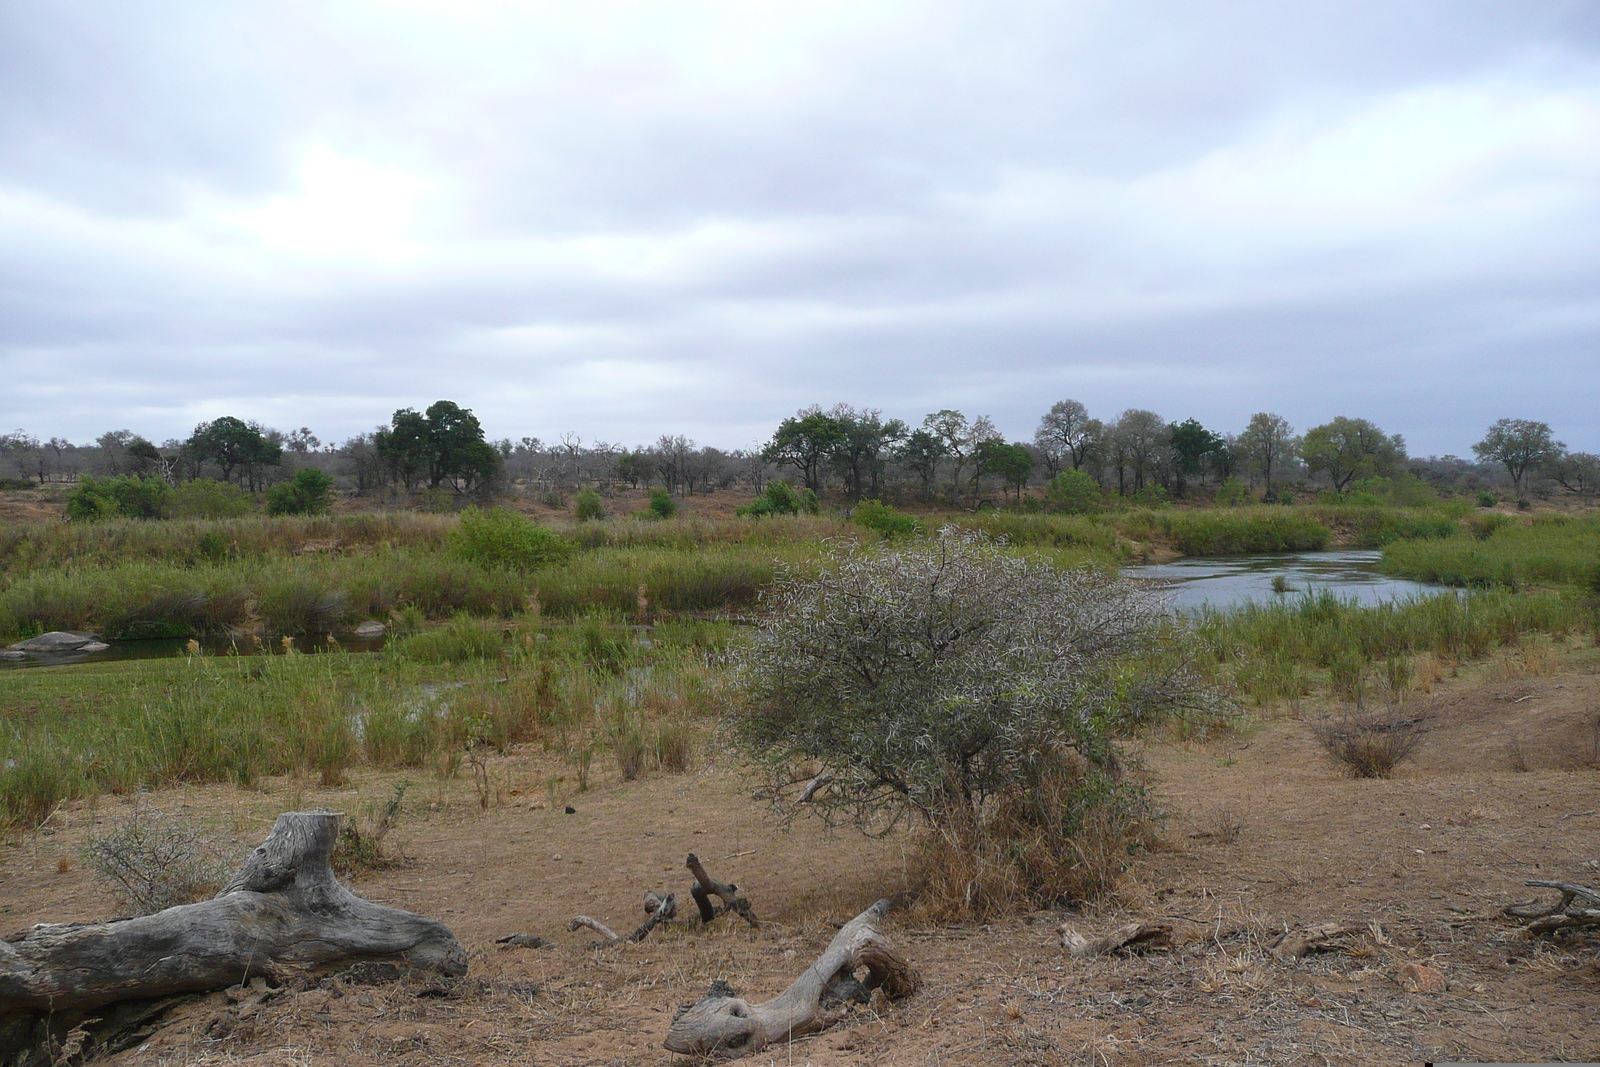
[5,656,1599,1066]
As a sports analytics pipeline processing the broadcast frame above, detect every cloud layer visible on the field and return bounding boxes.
[3,0,1598,453]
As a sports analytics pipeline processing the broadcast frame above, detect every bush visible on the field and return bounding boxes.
[1044,469,1103,514]
[1311,710,1425,779]
[66,475,170,521]
[1213,477,1248,507]
[573,488,605,522]
[81,805,240,915]
[850,499,919,537]
[733,529,1214,913]
[168,478,257,519]
[1477,491,1497,508]
[449,506,574,569]
[266,468,335,516]
[647,488,678,520]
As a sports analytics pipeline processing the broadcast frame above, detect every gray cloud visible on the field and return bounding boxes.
[2,0,1598,455]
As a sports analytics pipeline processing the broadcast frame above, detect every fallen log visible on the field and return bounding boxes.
[664,898,919,1059]
[1504,879,1600,936]
[0,810,465,1018]
[1059,921,1172,958]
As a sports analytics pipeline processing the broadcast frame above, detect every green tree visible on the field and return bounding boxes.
[647,487,678,519]
[1168,418,1224,496]
[1301,417,1405,492]
[573,487,605,521]
[896,429,946,501]
[974,439,1034,502]
[377,402,501,493]
[1472,418,1564,495]
[187,417,282,490]
[1236,412,1299,494]
[763,408,844,494]
[266,468,335,516]
[828,406,907,500]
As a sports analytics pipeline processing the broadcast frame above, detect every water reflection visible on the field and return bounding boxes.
[1125,549,1444,612]
[1,631,387,670]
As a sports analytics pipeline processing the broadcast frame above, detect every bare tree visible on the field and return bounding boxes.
[1236,412,1299,493]
[1034,399,1102,476]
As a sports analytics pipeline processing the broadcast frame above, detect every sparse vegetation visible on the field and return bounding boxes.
[81,805,241,914]
[1311,709,1426,778]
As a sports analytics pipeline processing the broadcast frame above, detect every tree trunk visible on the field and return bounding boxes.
[0,810,465,1017]
[664,899,918,1058]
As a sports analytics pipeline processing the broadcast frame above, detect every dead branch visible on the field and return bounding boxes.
[1269,921,1371,960]
[570,894,677,948]
[1504,879,1600,936]
[664,898,918,1059]
[797,773,832,803]
[1058,921,1172,958]
[686,853,758,928]
[0,811,464,1019]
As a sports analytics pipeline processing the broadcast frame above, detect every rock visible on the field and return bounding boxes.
[8,631,100,653]
[1397,961,1448,994]
[354,621,386,638]
[78,641,110,653]
[0,650,26,661]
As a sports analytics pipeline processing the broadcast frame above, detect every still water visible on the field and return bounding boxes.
[1,631,387,670]
[1124,549,1444,612]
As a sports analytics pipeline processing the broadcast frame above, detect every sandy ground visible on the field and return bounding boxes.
[3,655,1598,1066]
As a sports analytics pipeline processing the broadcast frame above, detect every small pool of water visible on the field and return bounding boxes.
[1,632,388,670]
[1125,549,1445,612]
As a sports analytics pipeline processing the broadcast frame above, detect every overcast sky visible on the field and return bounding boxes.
[3,1,1597,455]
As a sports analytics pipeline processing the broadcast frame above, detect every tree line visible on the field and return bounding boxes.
[1,400,1594,508]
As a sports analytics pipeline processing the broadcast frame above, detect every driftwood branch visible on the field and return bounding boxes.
[1059,922,1172,958]
[686,853,758,928]
[1504,879,1600,936]
[0,810,464,1018]
[664,899,919,1059]
[570,893,678,948]
[1269,921,1374,960]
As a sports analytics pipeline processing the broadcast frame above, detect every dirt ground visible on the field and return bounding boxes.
[3,655,1598,1066]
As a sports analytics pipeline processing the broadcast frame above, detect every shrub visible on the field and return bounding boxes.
[81,805,239,915]
[266,468,335,516]
[850,499,920,537]
[1043,469,1103,514]
[1311,710,1425,779]
[168,478,257,519]
[66,475,169,521]
[1477,491,1497,508]
[733,529,1215,913]
[647,488,678,520]
[449,506,573,569]
[1213,477,1247,507]
[573,487,605,522]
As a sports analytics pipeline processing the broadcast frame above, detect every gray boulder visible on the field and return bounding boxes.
[354,621,386,638]
[9,631,102,653]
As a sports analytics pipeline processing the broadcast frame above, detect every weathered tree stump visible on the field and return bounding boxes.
[1059,921,1172,958]
[664,899,919,1059]
[686,853,758,928]
[0,810,465,1021]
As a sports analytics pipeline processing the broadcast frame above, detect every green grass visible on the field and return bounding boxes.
[1191,587,1596,705]
[1115,507,1330,554]
[0,615,728,828]
[1380,514,1600,591]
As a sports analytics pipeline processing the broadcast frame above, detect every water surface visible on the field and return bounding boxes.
[1125,549,1443,612]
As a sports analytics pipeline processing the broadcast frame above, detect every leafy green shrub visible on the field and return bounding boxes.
[66,475,170,521]
[1213,477,1248,507]
[1130,484,1169,508]
[168,478,257,519]
[647,488,678,520]
[266,468,335,516]
[1477,491,1497,508]
[449,506,573,569]
[851,499,920,537]
[573,487,605,521]
[1044,469,1103,514]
